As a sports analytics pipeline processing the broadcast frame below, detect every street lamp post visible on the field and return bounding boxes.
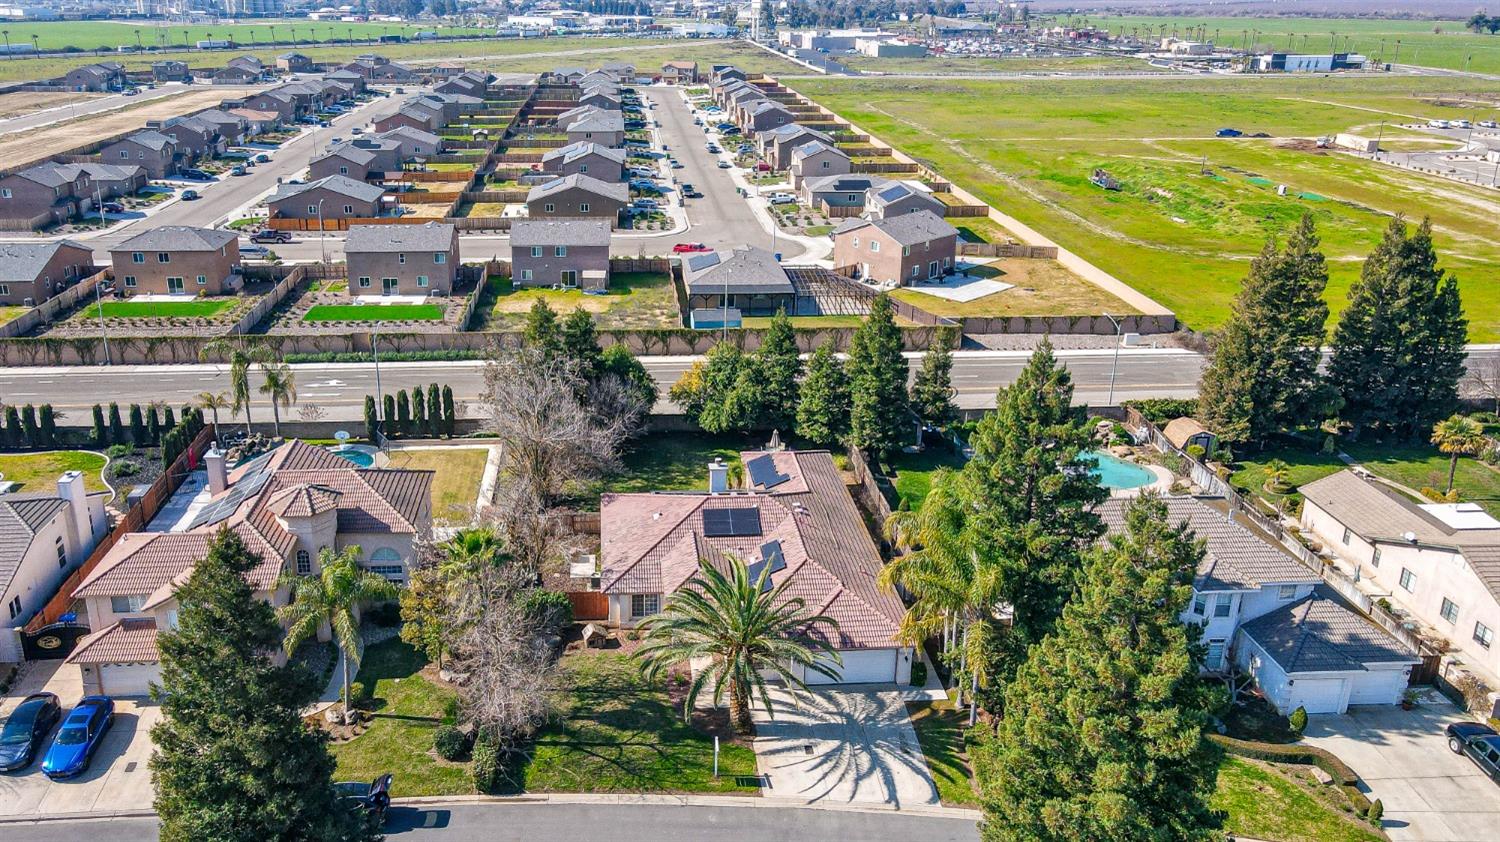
[1102,313,1124,406]
[372,329,384,445]
[316,198,327,263]
[94,274,111,366]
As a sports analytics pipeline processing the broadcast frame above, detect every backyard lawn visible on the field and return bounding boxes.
[885,446,967,509]
[385,447,491,524]
[302,304,446,322]
[520,651,760,794]
[0,451,109,493]
[606,431,754,496]
[1212,756,1384,842]
[889,258,1137,318]
[96,299,235,319]
[0,305,30,326]
[485,271,680,330]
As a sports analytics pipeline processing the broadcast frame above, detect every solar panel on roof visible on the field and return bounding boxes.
[702,508,733,537]
[702,506,762,538]
[759,540,786,574]
[745,454,790,490]
[730,507,761,536]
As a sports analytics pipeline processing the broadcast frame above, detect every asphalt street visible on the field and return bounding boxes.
[0,802,980,842]
[0,82,212,136]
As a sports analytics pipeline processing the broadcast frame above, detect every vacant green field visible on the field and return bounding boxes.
[842,54,1168,75]
[476,38,801,77]
[797,74,1500,339]
[1091,14,1500,75]
[303,304,445,322]
[97,299,234,318]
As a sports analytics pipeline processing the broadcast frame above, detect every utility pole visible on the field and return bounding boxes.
[1102,313,1123,405]
[94,274,111,366]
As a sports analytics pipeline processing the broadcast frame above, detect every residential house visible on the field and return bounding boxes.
[372,103,443,134]
[758,124,833,170]
[61,62,124,92]
[266,176,386,221]
[376,126,444,162]
[743,100,796,135]
[212,64,262,85]
[711,65,747,87]
[57,163,146,199]
[555,104,605,130]
[682,246,795,315]
[324,69,367,94]
[309,139,401,182]
[714,79,755,108]
[226,55,264,73]
[541,142,626,182]
[0,241,96,306]
[65,440,431,697]
[543,67,587,84]
[508,219,612,289]
[228,108,281,135]
[578,88,622,111]
[344,222,458,296]
[148,116,221,162]
[151,60,189,83]
[415,93,484,125]
[1300,470,1500,708]
[236,90,299,123]
[801,174,890,214]
[109,226,241,295]
[340,55,418,82]
[599,61,636,82]
[832,211,957,284]
[191,110,250,147]
[276,52,314,73]
[600,448,913,685]
[565,110,626,148]
[1099,495,1418,715]
[660,60,699,84]
[526,174,628,225]
[0,472,109,643]
[99,131,179,179]
[726,88,768,124]
[866,182,946,220]
[0,163,91,230]
[434,72,488,96]
[789,141,851,190]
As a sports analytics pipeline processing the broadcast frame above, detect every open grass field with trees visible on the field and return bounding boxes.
[797,74,1500,339]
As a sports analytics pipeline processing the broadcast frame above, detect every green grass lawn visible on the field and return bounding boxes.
[486,272,679,331]
[739,314,864,328]
[302,304,445,322]
[796,74,1500,339]
[385,447,490,524]
[907,700,977,808]
[891,257,1138,318]
[0,451,108,493]
[1228,438,1348,512]
[886,446,968,509]
[606,432,755,496]
[330,640,472,798]
[0,305,30,326]
[520,652,759,794]
[1212,756,1384,842]
[96,299,234,319]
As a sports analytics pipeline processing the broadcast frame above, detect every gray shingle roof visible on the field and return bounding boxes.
[870,182,940,208]
[1096,496,1320,592]
[510,218,612,248]
[120,130,175,152]
[345,222,456,253]
[791,140,845,162]
[567,111,625,134]
[11,162,76,189]
[805,174,890,195]
[683,246,793,296]
[527,173,629,203]
[268,175,386,205]
[541,141,626,166]
[836,210,958,247]
[114,226,236,253]
[0,241,90,284]
[1240,588,1418,673]
[0,494,70,598]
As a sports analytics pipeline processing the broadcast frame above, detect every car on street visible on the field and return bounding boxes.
[631,198,659,209]
[230,166,248,176]
[721,126,741,136]
[351,127,364,135]
[683,187,704,198]
[239,244,271,259]
[0,692,62,772]
[254,154,271,163]
[250,229,293,243]
[717,160,732,168]
[1447,721,1500,783]
[101,201,125,214]
[706,144,720,153]
[1454,119,1472,129]
[41,696,114,779]
[180,189,200,200]
[1428,119,1450,129]
[123,89,138,96]
[670,159,684,168]
[181,169,212,180]
[337,774,393,824]
[673,242,711,253]
[1480,120,1499,129]
[767,193,796,205]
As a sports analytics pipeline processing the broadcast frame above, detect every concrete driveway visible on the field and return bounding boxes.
[1302,701,1500,841]
[752,685,938,808]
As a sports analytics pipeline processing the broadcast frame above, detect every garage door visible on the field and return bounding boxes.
[1287,677,1347,714]
[1348,668,1408,706]
[101,663,160,697]
[806,649,897,685]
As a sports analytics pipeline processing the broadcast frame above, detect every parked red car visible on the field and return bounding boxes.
[756,162,771,172]
[673,242,710,254]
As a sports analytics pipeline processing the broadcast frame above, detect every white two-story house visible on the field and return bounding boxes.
[1100,495,1419,715]
[0,471,109,661]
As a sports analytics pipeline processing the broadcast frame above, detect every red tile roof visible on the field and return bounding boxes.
[67,618,160,665]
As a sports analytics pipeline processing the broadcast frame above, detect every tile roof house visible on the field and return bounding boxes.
[267,175,387,221]
[526,174,628,225]
[109,226,242,295]
[833,210,958,285]
[509,219,612,290]
[600,449,913,685]
[344,222,459,296]
[1099,495,1418,715]
[0,240,96,305]
[681,247,795,316]
[66,440,432,697]
[1299,470,1500,701]
[0,472,108,649]
[541,141,627,182]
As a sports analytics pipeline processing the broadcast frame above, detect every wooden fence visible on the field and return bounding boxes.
[940,203,990,218]
[566,591,609,621]
[0,268,108,338]
[23,425,214,635]
[958,242,1060,259]
[228,265,303,335]
[845,444,896,540]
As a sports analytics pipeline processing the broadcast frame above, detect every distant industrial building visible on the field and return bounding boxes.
[1254,53,1367,73]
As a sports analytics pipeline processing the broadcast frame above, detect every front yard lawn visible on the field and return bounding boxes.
[330,640,471,798]
[96,299,235,318]
[385,447,490,523]
[907,699,977,807]
[1213,756,1384,842]
[0,450,109,493]
[302,304,446,322]
[520,651,759,794]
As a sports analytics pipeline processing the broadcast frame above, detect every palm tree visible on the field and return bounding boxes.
[1263,458,1292,494]
[1431,415,1487,494]
[200,341,272,435]
[278,546,398,723]
[258,362,297,438]
[636,557,841,734]
[195,391,231,443]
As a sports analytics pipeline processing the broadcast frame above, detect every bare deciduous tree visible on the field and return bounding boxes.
[1463,357,1500,414]
[296,402,326,422]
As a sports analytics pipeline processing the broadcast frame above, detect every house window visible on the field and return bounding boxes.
[1372,546,1382,567]
[120,150,129,159]
[7,595,21,619]
[1476,622,1494,649]
[1191,593,1205,615]
[296,550,311,575]
[902,245,911,256]
[397,253,406,264]
[631,593,660,618]
[530,246,543,258]
[851,237,859,248]
[580,164,588,173]
[131,252,145,264]
[56,536,66,568]
[0,188,9,199]
[1341,526,1351,545]
[910,265,920,279]
[846,193,858,201]
[417,275,429,287]
[339,166,349,175]
[433,252,446,264]
[870,241,880,252]
[0,284,8,296]
[157,253,170,263]
[1440,597,1459,624]
[123,275,137,288]
[196,275,207,286]
[368,565,405,582]
[544,202,555,213]
[1205,639,1226,671]
[1213,594,1232,618]
[520,269,533,281]
[111,594,147,614]
[1399,567,1416,592]
[1277,584,1297,600]
[343,205,353,215]
[358,276,371,288]
[308,205,318,215]
[821,160,830,169]
[555,246,567,257]
[580,202,591,213]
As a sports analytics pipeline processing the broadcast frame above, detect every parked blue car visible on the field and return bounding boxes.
[41,696,114,779]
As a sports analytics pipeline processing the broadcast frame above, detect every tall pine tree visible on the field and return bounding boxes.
[522,299,563,361]
[1328,216,1467,440]
[910,327,957,429]
[847,294,910,457]
[1197,213,1332,446]
[976,495,1222,842]
[796,343,852,447]
[756,307,802,432]
[560,307,602,382]
[151,529,368,842]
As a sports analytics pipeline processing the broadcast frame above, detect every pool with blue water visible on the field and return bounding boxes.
[1082,451,1156,491]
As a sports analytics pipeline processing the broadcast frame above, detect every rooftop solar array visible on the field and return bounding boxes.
[702,506,762,538]
[186,449,277,530]
[745,454,790,490]
[747,539,788,592]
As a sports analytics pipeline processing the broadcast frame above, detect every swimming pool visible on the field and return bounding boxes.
[1082,451,1156,491]
[329,447,375,468]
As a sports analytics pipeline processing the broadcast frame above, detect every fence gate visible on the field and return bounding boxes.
[21,621,92,660]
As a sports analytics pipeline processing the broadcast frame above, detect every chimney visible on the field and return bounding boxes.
[57,470,93,553]
[708,458,729,494]
[205,447,228,496]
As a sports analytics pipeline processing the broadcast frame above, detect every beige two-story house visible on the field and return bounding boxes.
[109,226,241,295]
[345,222,459,296]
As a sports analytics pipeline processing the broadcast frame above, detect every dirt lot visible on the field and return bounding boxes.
[0,91,100,120]
[0,89,246,170]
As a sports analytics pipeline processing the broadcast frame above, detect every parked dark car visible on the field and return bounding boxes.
[180,189,200,201]
[336,773,392,824]
[254,154,271,163]
[101,201,125,214]
[181,169,212,180]
[0,693,62,772]
[1447,722,1500,783]
[624,119,647,130]
[250,229,293,244]
[41,696,114,779]
[1216,128,1243,138]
